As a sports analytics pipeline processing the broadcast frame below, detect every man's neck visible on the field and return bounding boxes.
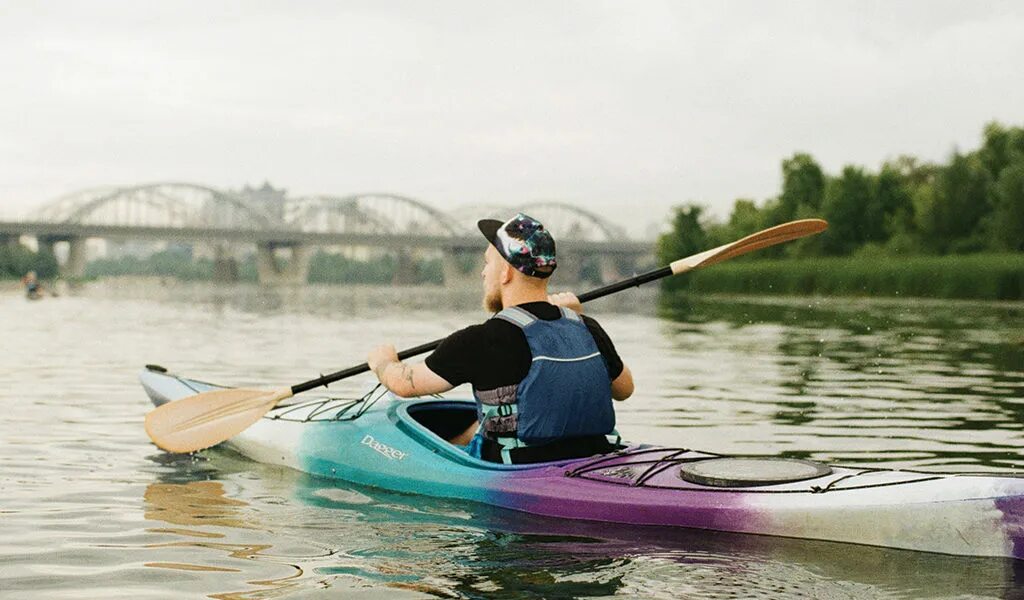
[501,286,548,309]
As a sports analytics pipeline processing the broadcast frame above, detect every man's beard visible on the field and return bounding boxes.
[482,286,502,313]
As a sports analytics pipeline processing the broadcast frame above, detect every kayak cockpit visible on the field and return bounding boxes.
[395,399,615,470]
[404,399,478,442]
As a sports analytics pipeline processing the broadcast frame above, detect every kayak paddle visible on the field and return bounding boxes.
[145,218,828,453]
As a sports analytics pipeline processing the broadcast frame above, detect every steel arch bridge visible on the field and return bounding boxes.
[284,193,463,236]
[32,187,122,222]
[30,183,274,230]
[518,202,626,242]
[29,185,625,242]
[10,183,651,284]
[448,203,514,235]
[450,201,628,242]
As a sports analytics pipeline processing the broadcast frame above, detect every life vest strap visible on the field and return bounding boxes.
[494,306,537,327]
[479,401,518,420]
[483,432,622,464]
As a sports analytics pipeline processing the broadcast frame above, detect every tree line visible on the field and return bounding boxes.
[0,244,57,280]
[82,247,445,284]
[659,121,1024,265]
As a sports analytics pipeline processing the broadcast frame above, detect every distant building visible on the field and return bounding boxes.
[234,181,287,224]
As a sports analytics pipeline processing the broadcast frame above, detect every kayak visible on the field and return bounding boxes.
[140,365,1024,560]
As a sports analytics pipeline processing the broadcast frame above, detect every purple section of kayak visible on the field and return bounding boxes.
[499,476,761,531]
[996,494,1024,559]
[478,451,765,532]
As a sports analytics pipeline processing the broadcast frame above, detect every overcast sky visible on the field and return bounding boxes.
[2,1,1023,234]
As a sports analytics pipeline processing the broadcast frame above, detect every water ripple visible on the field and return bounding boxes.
[2,285,1024,598]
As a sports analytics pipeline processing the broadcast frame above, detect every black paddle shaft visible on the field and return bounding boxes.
[289,264,674,395]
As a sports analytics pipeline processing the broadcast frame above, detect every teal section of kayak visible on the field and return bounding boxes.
[296,399,503,505]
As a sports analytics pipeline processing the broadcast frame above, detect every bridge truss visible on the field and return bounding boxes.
[30,185,629,243]
[31,183,274,230]
[18,183,648,283]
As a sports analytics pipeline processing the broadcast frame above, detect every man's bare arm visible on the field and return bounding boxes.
[367,344,454,398]
[611,364,634,401]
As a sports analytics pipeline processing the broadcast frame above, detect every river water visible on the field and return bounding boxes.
[2,280,1024,599]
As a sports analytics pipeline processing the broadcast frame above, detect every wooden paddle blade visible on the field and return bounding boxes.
[670,219,828,274]
[144,387,292,453]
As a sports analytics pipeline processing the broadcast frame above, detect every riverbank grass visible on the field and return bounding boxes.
[680,254,1024,301]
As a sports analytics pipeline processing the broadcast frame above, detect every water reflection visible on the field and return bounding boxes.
[144,481,254,531]
[141,479,324,599]
[294,473,1024,599]
[132,286,1024,597]
[657,294,1024,471]
[8,281,1024,598]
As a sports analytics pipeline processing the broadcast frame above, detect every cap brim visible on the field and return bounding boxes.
[477,219,502,244]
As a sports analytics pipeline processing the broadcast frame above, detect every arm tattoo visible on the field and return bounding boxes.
[398,363,416,390]
[377,361,416,392]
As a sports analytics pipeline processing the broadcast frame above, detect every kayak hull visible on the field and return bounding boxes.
[140,368,1024,560]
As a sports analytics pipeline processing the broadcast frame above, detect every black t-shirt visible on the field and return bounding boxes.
[425,302,624,392]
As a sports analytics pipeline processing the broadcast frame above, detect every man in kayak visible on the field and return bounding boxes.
[367,213,634,464]
[22,271,43,300]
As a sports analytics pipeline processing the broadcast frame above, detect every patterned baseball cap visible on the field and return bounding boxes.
[477,213,557,278]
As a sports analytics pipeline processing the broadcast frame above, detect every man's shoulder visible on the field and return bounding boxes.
[524,302,560,320]
[580,313,606,330]
[444,318,519,345]
[500,302,607,331]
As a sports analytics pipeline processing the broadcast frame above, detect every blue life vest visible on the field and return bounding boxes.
[473,305,616,461]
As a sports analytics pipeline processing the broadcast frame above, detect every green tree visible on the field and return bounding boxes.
[668,120,1023,260]
[990,162,1024,251]
[874,163,912,239]
[657,205,707,289]
[727,199,765,237]
[85,248,215,280]
[978,122,1024,180]
[0,244,58,280]
[307,251,396,284]
[821,166,876,255]
[707,199,765,248]
[914,152,991,253]
[34,246,59,279]
[774,153,826,223]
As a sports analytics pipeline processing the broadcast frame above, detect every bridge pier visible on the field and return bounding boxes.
[550,251,641,287]
[256,242,311,285]
[38,235,88,279]
[392,249,419,285]
[213,244,240,282]
[37,237,55,259]
[65,238,88,279]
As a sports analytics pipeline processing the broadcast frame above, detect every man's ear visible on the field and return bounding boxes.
[500,262,515,285]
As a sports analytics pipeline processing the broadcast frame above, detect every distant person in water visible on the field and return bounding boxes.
[367,213,634,464]
[21,271,42,300]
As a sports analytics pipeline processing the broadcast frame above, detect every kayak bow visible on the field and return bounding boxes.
[140,366,1024,560]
